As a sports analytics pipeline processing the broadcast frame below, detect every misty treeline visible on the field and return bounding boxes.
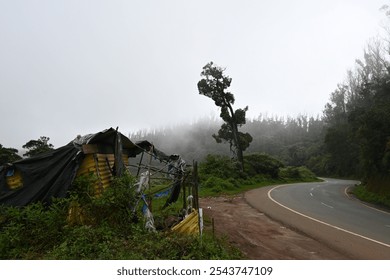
[129,113,325,174]
[131,38,390,197]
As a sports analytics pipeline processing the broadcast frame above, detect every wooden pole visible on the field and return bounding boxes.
[136,151,144,177]
[193,160,199,210]
[147,145,153,211]
[182,173,187,212]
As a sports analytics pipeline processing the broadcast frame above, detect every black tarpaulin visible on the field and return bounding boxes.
[0,143,83,206]
[0,127,175,207]
[0,127,140,207]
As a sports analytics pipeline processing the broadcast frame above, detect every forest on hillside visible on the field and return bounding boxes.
[130,37,390,197]
[129,114,325,174]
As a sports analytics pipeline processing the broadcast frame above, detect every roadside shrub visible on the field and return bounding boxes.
[199,154,241,180]
[279,166,317,182]
[244,153,284,178]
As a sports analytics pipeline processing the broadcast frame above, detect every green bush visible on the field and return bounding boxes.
[279,166,317,182]
[47,224,121,259]
[199,154,241,180]
[0,199,69,259]
[244,153,284,178]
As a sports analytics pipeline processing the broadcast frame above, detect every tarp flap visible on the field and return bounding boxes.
[0,144,83,206]
[134,140,170,160]
[73,128,137,154]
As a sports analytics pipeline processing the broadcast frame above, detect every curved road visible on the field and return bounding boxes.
[245,179,390,259]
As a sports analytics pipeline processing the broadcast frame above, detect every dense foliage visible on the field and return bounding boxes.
[0,173,241,260]
[0,144,22,165]
[323,39,390,196]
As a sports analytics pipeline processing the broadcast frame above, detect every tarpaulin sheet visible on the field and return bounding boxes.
[0,143,83,206]
[0,127,175,207]
[0,128,138,206]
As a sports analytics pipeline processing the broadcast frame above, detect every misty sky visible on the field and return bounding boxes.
[0,0,387,150]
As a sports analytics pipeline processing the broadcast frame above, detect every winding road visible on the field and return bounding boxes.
[245,179,390,259]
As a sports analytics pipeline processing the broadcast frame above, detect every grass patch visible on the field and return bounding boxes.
[353,184,390,209]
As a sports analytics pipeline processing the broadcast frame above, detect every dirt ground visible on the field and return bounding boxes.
[200,194,350,260]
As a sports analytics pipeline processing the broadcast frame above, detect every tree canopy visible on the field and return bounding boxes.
[22,136,54,157]
[197,62,252,171]
[0,144,22,165]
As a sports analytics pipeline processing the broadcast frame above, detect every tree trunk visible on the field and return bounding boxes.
[226,103,244,172]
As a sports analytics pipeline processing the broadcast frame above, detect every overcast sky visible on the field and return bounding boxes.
[0,0,387,150]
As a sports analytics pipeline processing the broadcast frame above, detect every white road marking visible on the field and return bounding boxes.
[321,202,334,209]
[310,192,313,197]
[268,184,390,248]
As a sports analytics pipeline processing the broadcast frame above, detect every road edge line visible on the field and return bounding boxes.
[268,185,390,248]
[344,186,390,215]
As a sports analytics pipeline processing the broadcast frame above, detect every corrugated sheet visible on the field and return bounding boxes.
[68,153,129,225]
[76,153,128,196]
[171,210,200,234]
[5,169,23,189]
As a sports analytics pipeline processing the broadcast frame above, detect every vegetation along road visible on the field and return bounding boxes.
[245,179,390,259]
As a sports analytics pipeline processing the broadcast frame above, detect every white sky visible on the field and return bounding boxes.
[0,0,387,150]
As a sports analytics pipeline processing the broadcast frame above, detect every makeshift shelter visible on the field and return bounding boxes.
[0,128,149,206]
[0,127,202,235]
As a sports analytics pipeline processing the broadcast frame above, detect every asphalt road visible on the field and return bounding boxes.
[245,179,390,259]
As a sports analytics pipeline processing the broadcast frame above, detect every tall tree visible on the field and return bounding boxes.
[323,36,390,194]
[0,144,22,165]
[22,136,54,157]
[197,62,252,171]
